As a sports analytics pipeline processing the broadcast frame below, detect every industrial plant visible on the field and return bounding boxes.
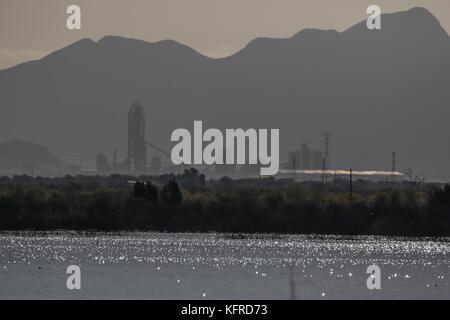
[95,102,267,178]
[96,102,161,176]
[95,103,401,181]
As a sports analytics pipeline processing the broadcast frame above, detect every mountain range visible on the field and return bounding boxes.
[0,140,66,176]
[0,7,449,179]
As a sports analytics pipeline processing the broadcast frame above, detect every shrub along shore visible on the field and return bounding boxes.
[0,171,449,236]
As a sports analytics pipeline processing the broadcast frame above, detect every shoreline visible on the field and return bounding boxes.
[2,230,450,243]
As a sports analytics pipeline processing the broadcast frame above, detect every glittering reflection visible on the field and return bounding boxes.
[1,232,450,268]
[0,232,449,299]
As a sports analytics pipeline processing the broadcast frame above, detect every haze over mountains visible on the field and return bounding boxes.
[0,7,449,179]
[0,140,66,176]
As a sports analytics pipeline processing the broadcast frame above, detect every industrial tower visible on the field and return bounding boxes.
[128,103,147,173]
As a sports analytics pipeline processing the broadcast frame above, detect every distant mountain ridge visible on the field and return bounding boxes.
[0,7,449,179]
[0,140,66,176]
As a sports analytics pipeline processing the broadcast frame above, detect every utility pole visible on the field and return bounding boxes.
[113,150,117,170]
[349,169,353,207]
[289,264,296,300]
[293,157,297,180]
[321,157,326,187]
[323,132,331,186]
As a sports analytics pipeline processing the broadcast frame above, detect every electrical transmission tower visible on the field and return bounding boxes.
[391,152,397,184]
[322,132,332,185]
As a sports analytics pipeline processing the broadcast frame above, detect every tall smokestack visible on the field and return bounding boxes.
[128,103,147,174]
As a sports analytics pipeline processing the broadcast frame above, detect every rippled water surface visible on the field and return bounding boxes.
[0,232,449,299]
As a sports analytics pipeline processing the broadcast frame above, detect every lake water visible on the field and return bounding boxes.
[0,232,449,300]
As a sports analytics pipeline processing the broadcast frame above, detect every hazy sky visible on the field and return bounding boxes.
[1,0,450,69]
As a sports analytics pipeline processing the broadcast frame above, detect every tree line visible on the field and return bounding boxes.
[0,175,449,236]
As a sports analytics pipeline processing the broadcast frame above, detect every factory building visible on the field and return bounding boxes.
[301,143,312,170]
[288,143,323,171]
[96,153,111,175]
[312,150,324,170]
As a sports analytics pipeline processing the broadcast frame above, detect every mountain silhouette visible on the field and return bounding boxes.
[0,7,449,179]
[0,140,66,176]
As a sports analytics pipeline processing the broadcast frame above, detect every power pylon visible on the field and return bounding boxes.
[391,152,397,184]
[322,132,332,184]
